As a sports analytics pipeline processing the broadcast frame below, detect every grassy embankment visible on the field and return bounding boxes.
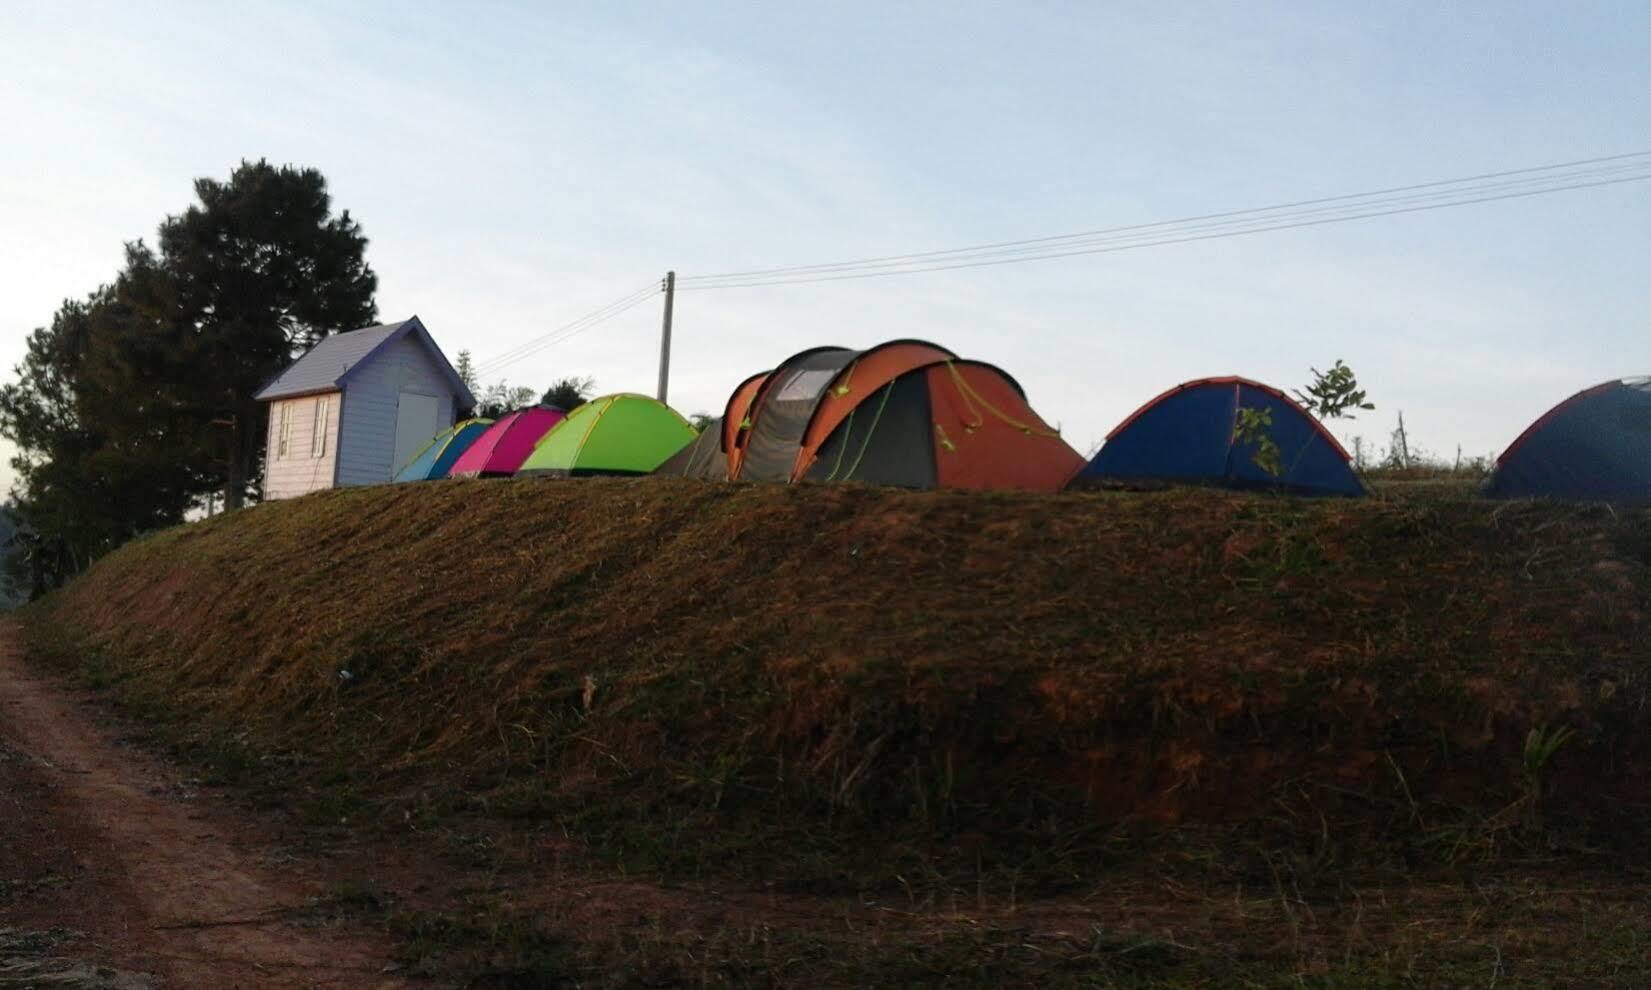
[23,477,1651,987]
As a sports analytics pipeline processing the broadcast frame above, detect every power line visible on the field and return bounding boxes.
[466,151,1651,370]
[678,173,1648,290]
[475,283,656,374]
[474,282,659,377]
[681,170,1651,291]
[681,152,1650,282]
[689,160,1650,282]
[474,291,657,378]
[678,152,1651,289]
[682,150,1650,281]
[687,163,1649,287]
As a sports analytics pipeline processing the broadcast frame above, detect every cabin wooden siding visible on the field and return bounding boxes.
[262,391,341,500]
[334,335,458,487]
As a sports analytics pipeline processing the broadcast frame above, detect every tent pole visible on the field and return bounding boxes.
[656,271,675,404]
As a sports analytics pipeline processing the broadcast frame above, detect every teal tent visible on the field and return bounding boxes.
[394,418,493,481]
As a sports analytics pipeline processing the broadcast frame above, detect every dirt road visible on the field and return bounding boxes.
[0,622,411,989]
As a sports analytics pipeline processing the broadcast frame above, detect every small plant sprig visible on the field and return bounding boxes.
[1233,406,1284,477]
[1293,360,1375,421]
[1235,360,1374,480]
[1520,723,1576,832]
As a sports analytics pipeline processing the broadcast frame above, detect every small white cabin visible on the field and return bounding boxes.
[254,317,475,500]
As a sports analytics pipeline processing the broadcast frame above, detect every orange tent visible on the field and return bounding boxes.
[663,339,1081,491]
[790,339,958,479]
[720,369,773,477]
[798,358,1084,491]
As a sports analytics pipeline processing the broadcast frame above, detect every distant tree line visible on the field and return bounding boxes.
[453,352,595,419]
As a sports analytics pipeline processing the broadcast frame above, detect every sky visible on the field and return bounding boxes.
[2,1,1648,496]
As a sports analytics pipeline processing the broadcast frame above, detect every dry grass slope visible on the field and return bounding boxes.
[22,478,1651,986]
[32,479,1651,865]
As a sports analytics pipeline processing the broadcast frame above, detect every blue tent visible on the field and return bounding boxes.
[1075,376,1365,497]
[393,418,494,482]
[1485,377,1651,503]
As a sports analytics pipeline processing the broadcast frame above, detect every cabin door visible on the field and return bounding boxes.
[393,392,442,476]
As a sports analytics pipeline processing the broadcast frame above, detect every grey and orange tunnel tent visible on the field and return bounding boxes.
[659,339,1084,491]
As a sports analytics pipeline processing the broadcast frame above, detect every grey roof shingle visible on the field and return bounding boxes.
[255,320,408,400]
[253,317,473,406]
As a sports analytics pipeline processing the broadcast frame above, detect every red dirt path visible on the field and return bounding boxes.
[0,621,410,989]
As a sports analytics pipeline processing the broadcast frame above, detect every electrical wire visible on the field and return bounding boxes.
[688,160,1649,281]
[473,282,659,377]
[474,291,657,377]
[466,152,1650,368]
[474,283,657,374]
[682,171,1651,290]
[684,151,1651,281]
[678,153,1651,290]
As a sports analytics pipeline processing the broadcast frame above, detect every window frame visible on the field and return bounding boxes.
[276,403,292,459]
[312,396,330,458]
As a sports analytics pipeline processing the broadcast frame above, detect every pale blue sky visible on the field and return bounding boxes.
[2,1,1647,495]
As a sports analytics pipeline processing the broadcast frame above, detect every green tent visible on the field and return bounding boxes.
[519,393,697,476]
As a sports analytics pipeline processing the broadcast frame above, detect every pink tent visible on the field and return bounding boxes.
[446,407,567,477]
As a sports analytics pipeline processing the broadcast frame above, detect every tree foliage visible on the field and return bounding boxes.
[541,376,596,412]
[468,374,596,419]
[0,159,376,593]
[1293,360,1374,421]
[455,350,479,397]
[475,381,541,419]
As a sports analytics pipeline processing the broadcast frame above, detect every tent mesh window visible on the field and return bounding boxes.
[738,350,858,482]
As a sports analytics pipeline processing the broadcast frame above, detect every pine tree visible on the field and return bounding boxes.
[0,160,377,590]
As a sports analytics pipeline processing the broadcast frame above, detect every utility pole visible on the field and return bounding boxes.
[656,270,675,404]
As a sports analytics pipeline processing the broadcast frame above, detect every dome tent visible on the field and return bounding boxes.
[519,394,697,476]
[393,418,494,481]
[1485,376,1651,503]
[446,406,566,477]
[1074,376,1365,497]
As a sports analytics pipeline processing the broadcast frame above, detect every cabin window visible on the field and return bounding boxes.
[277,404,292,459]
[312,396,330,457]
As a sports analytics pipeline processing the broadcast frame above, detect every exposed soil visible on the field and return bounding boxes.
[0,623,408,989]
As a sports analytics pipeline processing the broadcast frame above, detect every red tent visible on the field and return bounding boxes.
[446,406,566,477]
